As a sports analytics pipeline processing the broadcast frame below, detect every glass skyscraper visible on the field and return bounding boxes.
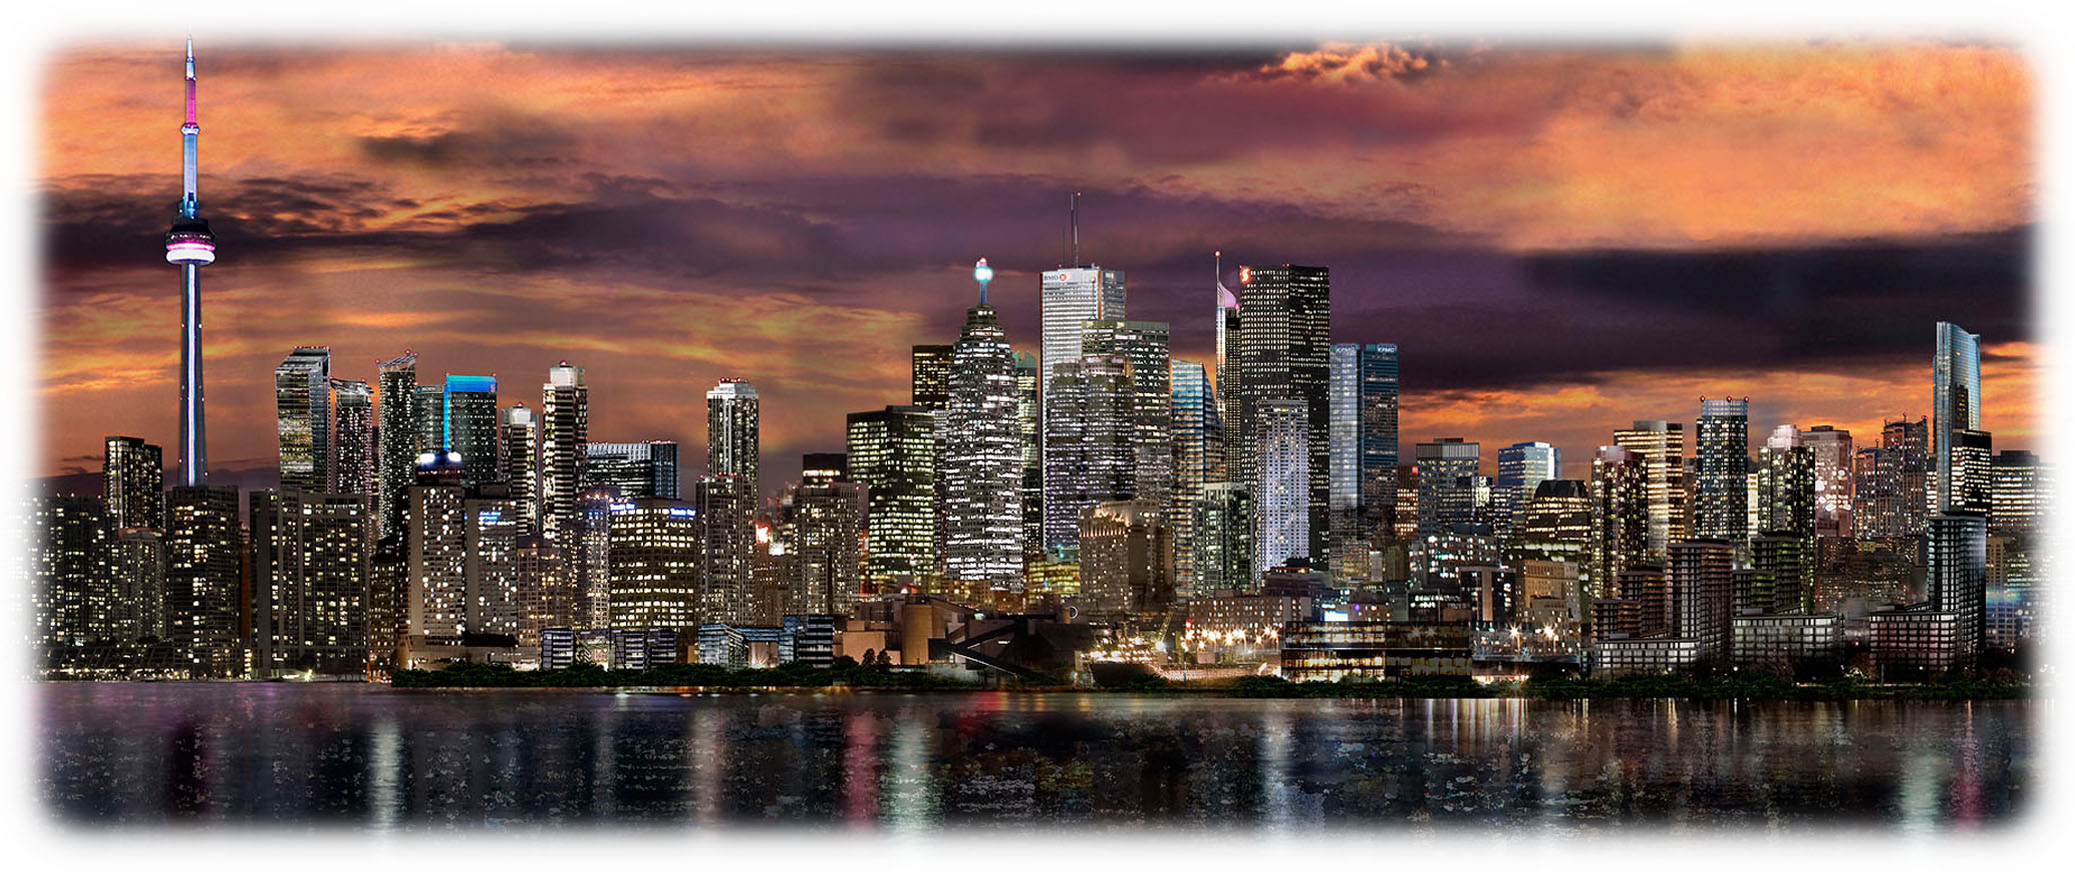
[443,374,499,489]
[1496,440,1560,534]
[1328,343,1400,514]
[1171,360,1219,595]
[1695,398,1750,542]
[1934,321,1982,513]
[941,264,1024,592]
[846,405,937,588]
[376,352,418,541]
[585,441,681,500]
[1081,318,1172,508]
[1255,399,1310,577]
[541,362,589,546]
[329,378,376,496]
[1230,264,1331,561]
[706,379,760,496]
[274,347,332,491]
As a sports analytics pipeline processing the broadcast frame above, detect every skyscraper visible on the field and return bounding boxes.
[1668,538,1735,664]
[30,497,115,651]
[102,436,163,532]
[1040,258,1127,550]
[1933,321,1983,513]
[164,484,243,677]
[1230,264,1331,560]
[1255,399,1311,577]
[846,405,936,589]
[1801,425,1854,540]
[443,375,500,488]
[249,489,370,678]
[940,259,1024,592]
[376,353,419,541]
[500,404,539,528]
[541,362,589,545]
[1927,511,1988,658]
[165,39,215,488]
[415,384,445,454]
[585,441,682,500]
[1415,437,1481,536]
[1193,482,1254,597]
[405,453,469,650]
[1990,449,2045,535]
[1082,318,1173,509]
[1214,251,1239,428]
[1589,445,1650,595]
[1695,398,1750,542]
[910,345,952,411]
[1078,500,1174,620]
[607,498,703,629]
[1951,429,1995,515]
[1171,360,1220,595]
[707,379,760,495]
[697,474,758,624]
[330,378,376,495]
[1042,354,1135,550]
[1328,343,1400,513]
[464,490,522,638]
[1013,350,1042,560]
[274,347,332,491]
[1613,420,1688,559]
[784,460,867,617]
[1496,441,1561,534]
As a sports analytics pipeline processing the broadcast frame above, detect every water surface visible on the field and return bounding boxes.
[38,683,2027,833]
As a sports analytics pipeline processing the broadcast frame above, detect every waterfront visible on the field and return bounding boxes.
[37,683,2026,833]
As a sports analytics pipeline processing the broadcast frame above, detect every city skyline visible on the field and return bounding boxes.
[38,41,2033,499]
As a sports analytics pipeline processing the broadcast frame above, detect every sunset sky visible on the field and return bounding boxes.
[35,39,2035,497]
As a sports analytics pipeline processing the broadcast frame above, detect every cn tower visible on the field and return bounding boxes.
[164,38,215,486]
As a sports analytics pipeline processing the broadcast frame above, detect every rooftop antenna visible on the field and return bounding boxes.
[1070,192,1081,267]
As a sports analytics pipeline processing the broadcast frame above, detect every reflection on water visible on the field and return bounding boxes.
[38,683,2028,833]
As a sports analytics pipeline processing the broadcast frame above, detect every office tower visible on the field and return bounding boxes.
[1857,417,1931,541]
[329,379,376,495]
[1391,464,1420,542]
[940,259,1024,592]
[443,375,500,488]
[786,461,867,617]
[249,490,370,678]
[1695,398,1750,541]
[1229,264,1331,559]
[707,379,760,494]
[1078,500,1174,619]
[102,436,163,532]
[541,362,589,544]
[500,404,539,528]
[274,347,332,491]
[1934,322,1983,513]
[585,441,682,500]
[1801,425,1854,540]
[1214,250,1239,426]
[1014,351,1042,559]
[697,475,757,624]
[405,453,469,649]
[1415,437,1481,536]
[513,535,571,648]
[1756,430,1816,580]
[1041,258,1127,550]
[1513,479,1592,572]
[607,498,703,629]
[1668,538,1735,663]
[376,352,419,540]
[415,385,445,454]
[462,489,521,638]
[1193,483,1255,597]
[1748,533,1811,615]
[29,497,115,650]
[1991,450,2045,535]
[572,486,617,629]
[910,345,952,410]
[1928,512,1989,657]
[166,39,214,488]
[1612,420,1688,558]
[1171,360,1220,595]
[367,538,406,668]
[1082,318,1173,509]
[1496,441,1561,534]
[847,405,936,588]
[1042,355,1135,550]
[1255,399,1311,576]
[113,528,166,643]
[1951,429,1995,514]
[164,484,242,677]
[1328,343,1400,513]
[1589,446,1650,594]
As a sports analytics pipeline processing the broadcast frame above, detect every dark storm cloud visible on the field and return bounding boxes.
[356,120,576,169]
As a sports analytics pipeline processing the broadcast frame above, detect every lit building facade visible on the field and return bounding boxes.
[1495,441,1560,535]
[1933,321,1982,513]
[608,498,703,629]
[1170,360,1220,595]
[249,489,370,678]
[443,374,500,489]
[540,362,589,546]
[164,484,243,677]
[1255,399,1311,577]
[1328,343,1400,514]
[1414,437,1480,536]
[1229,264,1331,561]
[1193,482,1255,597]
[274,347,332,491]
[941,261,1025,593]
[1082,318,1173,509]
[500,404,539,528]
[706,379,760,494]
[329,378,376,496]
[1077,500,1174,620]
[1991,449,2046,535]
[910,344,952,410]
[585,441,681,500]
[1042,354,1134,550]
[1694,398,1749,542]
[847,405,936,588]
[102,436,164,532]
[696,474,757,625]
[1612,420,1688,559]
[376,352,419,540]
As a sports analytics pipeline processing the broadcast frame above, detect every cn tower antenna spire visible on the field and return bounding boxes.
[167,36,216,486]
